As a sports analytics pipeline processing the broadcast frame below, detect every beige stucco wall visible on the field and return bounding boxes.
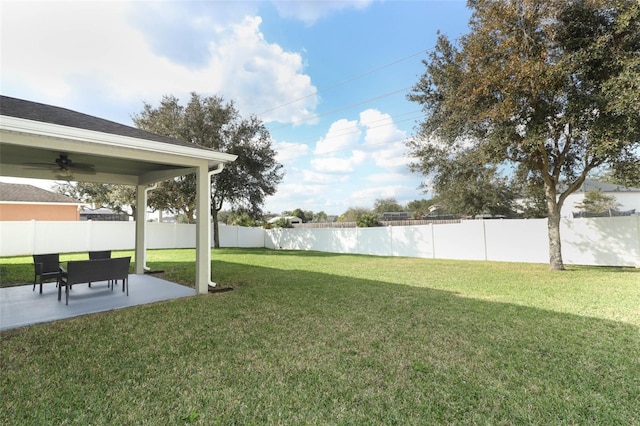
[0,204,79,221]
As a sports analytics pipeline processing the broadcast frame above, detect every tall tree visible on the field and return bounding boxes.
[311,211,328,223]
[575,191,621,215]
[133,93,283,247]
[372,197,404,214]
[406,198,444,217]
[427,148,516,217]
[54,182,137,218]
[408,0,640,269]
[338,207,370,222]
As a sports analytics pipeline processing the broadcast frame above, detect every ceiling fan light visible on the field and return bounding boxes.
[55,168,74,179]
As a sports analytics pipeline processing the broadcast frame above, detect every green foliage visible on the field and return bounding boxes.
[337,207,370,222]
[270,217,293,228]
[372,197,404,214]
[406,199,431,217]
[54,182,136,217]
[311,211,328,223]
[356,212,381,227]
[576,191,622,213]
[132,93,283,243]
[511,169,548,218]
[282,208,311,223]
[611,157,640,188]
[280,209,330,223]
[428,149,516,217]
[408,0,640,269]
[226,210,259,227]
[593,163,640,189]
[149,175,197,223]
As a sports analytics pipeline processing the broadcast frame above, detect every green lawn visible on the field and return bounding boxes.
[1,249,639,425]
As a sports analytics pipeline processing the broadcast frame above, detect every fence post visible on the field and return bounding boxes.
[636,216,640,268]
[30,219,36,254]
[482,220,488,261]
[86,219,93,251]
[430,223,435,259]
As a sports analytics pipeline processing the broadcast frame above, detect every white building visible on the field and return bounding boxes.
[268,215,303,225]
[562,180,640,218]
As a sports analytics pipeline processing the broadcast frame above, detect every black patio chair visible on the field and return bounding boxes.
[33,253,63,294]
[89,250,111,260]
[88,250,112,287]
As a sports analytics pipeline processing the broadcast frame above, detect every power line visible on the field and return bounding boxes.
[279,110,423,146]
[289,134,416,161]
[256,48,428,117]
[276,120,423,161]
[269,86,413,131]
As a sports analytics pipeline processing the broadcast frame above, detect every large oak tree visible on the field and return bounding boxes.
[408,0,640,269]
[133,93,283,247]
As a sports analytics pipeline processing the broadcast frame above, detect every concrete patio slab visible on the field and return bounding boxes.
[0,274,196,331]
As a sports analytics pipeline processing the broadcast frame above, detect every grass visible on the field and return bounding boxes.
[1,248,639,425]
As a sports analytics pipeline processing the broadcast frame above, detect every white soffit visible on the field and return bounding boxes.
[0,115,238,164]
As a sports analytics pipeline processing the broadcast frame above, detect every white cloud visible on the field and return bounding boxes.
[0,3,317,125]
[355,109,413,172]
[351,184,417,206]
[311,150,367,173]
[273,0,375,25]
[214,16,318,123]
[314,119,360,155]
[264,182,330,213]
[371,141,414,172]
[365,172,410,184]
[301,170,349,184]
[274,141,309,165]
[360,109,407,148]
[311,157,355,174]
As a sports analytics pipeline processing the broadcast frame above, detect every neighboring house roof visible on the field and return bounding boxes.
[578,179,640,193]
[80,207,121,214]
[268,215,302,224]
[0,182,82,204]
[0,95,197,150]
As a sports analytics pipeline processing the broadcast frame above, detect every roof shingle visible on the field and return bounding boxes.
[0,183,81,204]
[0,95,200,150]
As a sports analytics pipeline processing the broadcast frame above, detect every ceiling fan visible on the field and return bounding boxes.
[23,154,96,179]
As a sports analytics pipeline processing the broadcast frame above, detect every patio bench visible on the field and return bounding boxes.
[59,257,131,305]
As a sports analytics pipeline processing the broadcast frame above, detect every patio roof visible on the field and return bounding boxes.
[0,95,236,185]
[0,277,196,331]
[0,95,238,294]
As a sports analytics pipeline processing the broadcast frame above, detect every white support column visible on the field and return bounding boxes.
[135,185,146,274]
[195,164,210,294]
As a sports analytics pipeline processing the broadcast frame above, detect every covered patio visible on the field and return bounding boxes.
[1,275,196,331]
[0,95,237,295]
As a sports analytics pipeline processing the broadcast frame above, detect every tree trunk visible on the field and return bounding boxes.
[545,184,565,271]
[212,208,220,249]
[547,206,564,270]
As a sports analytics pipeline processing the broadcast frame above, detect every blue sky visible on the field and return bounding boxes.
[1,0,472,215]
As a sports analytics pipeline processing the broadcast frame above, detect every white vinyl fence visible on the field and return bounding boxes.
[265,217,640,267]
[0,222,265,257]
[1,217,638,267]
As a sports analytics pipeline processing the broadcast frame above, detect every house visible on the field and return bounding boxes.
[379,212,412,221]
[79,206,129,221]
[562,179,640,218]
[0,182,83,221]
[268,215,302,225]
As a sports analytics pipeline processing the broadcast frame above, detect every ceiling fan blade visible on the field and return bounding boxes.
[21,155,97,177]
[70,166,96,175]
[22,162,57,168]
